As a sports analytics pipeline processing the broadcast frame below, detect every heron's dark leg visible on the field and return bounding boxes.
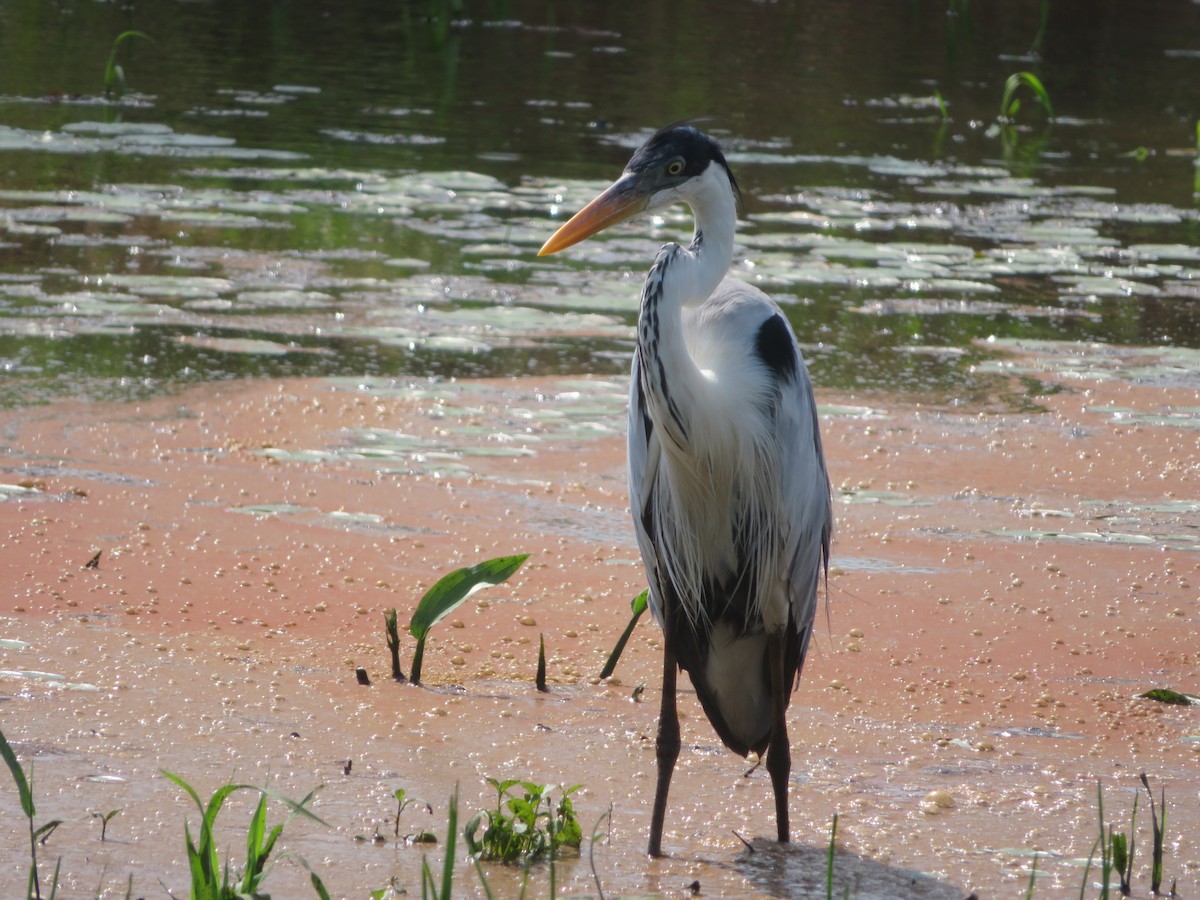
[648,643,679,857]
[765,631,791,843]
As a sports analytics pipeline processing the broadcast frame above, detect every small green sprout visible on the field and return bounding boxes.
[104,31,153,99]
[384,608,407,682]
[933,89,949,121]
[599,588,649,679]
[91,808,121,841]
[536,634,549,692]
[1140,773,1167,894]
[393,787,435,840]
[1000,71,1054,122]
[393,788,415,837]
[409,555,529,684]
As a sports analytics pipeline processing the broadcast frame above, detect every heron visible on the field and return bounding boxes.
[538,123,832,857]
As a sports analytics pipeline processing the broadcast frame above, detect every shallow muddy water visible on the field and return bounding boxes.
[2,1,1199,897]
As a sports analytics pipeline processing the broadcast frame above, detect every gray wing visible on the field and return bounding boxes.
[626,350,668,627]
[775,333,833,650]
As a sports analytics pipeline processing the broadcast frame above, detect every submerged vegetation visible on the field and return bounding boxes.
[999,71,1054,123]
[102,30,153,99]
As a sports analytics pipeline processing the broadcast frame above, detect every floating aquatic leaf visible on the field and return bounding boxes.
[1139,689,1195,706]
[0,669,61,680]
[174,336,326,356]
[1128,243,1200,262]
[102,274,234,298]
[234,290,335,309]
[62,121,174,136]
[230,503,314,517]
[0,483,39,494]
[326,510,383,524]
[840,490,932,507]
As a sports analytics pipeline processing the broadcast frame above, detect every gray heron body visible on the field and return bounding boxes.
[539,124,832,857]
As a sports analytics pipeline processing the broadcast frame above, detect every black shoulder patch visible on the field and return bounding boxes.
[755,313,798,382]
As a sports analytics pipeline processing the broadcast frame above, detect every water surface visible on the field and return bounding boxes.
[2,0,1198,408]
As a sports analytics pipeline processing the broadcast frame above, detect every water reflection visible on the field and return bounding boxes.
[1,0,1198,408]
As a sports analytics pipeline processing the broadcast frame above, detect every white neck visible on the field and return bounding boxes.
[669,162,737,308]
[636,162,738,447]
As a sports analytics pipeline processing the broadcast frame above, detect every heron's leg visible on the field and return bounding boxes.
[648,644,679,858]
[765,631,791,843]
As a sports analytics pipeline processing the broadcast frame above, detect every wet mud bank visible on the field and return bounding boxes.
[1,342,1198,897]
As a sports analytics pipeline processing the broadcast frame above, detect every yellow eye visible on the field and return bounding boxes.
[666,159,685,176]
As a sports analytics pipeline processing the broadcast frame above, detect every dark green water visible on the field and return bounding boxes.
[2,0,1198,406]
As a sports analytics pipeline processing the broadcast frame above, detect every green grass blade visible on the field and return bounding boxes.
[46,856,61,900]
[310,871,331,900]
[598,589,648,679]
[440,791,458,900]
[410,555,529,640]
[246,794,268,864]
[200,784,242,834]
[265,786,330,828]
[0,726,35,818]
[1001,71,1054,121]
[472,857,497,900]
[103,30,153,96]
[160,770,204,814]
[825,812,838,899]
[536,634,548,692]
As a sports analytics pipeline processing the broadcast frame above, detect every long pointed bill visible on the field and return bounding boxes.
[538,173,648,256]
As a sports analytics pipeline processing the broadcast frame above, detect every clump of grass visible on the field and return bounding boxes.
[162,770,330,899]
[465,779,583,864]
[409,555,528,684]
[103,30,153,99]
[1088,776,1176,898]
[1000,71,1054,122]
[0,726,62,900]
[599,588,648,678]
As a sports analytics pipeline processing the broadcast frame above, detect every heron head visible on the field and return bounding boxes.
[538,123,739,256]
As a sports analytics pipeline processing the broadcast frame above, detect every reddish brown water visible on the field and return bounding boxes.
[2,343,1198,897]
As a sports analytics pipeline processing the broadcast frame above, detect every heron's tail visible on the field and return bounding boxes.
[692,622,774,756]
